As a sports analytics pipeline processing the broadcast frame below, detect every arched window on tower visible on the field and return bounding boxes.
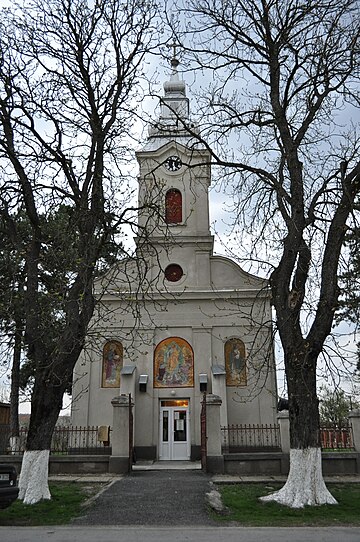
[165,188,182,224]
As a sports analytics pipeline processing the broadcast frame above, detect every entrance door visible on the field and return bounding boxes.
[159,400,190,460]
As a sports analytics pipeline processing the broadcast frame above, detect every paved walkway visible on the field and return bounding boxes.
[49,462,360,527]
[72,467,219,526]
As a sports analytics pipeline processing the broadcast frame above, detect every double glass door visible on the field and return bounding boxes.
[159,400,190,460]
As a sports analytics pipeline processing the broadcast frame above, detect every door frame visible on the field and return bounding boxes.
[159,399,190,460]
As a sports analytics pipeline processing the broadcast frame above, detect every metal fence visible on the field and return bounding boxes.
[0,422,355,456]
[0,425,112,455]
[221,424,281,453]
[221,424,355,453]
[320,426,354,450]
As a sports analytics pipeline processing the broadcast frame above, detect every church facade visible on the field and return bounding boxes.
[71,58,277,461]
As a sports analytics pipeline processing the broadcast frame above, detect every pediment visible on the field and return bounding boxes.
[210,256,268,290]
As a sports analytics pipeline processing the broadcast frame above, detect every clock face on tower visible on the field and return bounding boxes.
[164,155,182,172]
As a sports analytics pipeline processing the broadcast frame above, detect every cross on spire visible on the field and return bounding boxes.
[170,40,178,59]
[167,39,179,59]
[167,39,180,70]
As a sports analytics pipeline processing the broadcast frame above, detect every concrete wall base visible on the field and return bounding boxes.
[108,456,129,474]
[206,455,225,474]
[224,452,285,475]
[322,452,360,475]
[1,451,359,476]
[134,446,156,461]
[224,452,360,476]
[0,455,110,475]
[191,445,201,461]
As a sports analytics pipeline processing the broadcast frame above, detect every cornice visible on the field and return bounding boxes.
[98,287,271,303]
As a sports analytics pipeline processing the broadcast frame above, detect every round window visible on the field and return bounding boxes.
[165,264,184,282]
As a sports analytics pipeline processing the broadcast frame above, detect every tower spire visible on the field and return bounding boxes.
[145,45,200,146]
[158,45,189,127]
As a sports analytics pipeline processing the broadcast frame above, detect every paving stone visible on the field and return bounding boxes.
[73,469,218,526]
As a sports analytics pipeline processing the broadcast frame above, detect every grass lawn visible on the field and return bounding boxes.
[1,481,359,527]
[0,482,104,526]
[215,483,360,526]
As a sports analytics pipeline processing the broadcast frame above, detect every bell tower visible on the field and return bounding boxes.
[136,56,214,289]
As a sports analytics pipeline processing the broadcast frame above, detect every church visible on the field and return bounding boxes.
[71,56,278,462]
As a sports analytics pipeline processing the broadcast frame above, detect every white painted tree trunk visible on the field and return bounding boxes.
[18,450,51,505]
[260,448,338,508]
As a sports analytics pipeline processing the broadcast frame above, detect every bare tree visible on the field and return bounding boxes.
[0,0,159,504]
[172,0,360,507]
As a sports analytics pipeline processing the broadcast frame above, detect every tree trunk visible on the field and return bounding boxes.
[9,319,22,453]
[18,450,51,505]
[18,376,66,503]
[27,377,65,451]
[260,448,337,507]
[262,348,337,507]
[287,349,320,450]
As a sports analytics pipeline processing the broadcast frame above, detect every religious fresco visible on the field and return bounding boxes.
[225,338,247,386]
[102,341,123,388]
[154,337,194,388]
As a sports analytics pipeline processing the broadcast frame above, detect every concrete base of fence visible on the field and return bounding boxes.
[223,451,360,476]
[0,455,111,476]
[49,455,110,475]
[1,451,359,477]
[224,452,286,475]
[134,446,157,461]
[191,445,201,461]
[206,455,225,474]
[108,455,129,474]
[322,452,360,475]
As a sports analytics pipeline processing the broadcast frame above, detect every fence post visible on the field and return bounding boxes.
[205,394,224,474]
[200,392,207,471]
[9,436,20,455]
[349,409,360,452]
[277,411,290,453]
[109,394,134,473]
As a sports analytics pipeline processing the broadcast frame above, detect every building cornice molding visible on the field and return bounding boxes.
[98,287,271,303]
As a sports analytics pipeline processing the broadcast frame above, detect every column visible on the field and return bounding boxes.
[277,410,290,475]
[277,410,290,453]
[211,365,228,427]
[349,409,360,452]
[206,394,224,473]
[109,394,134,474]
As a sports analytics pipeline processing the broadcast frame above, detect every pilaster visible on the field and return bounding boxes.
[109,394,134,473]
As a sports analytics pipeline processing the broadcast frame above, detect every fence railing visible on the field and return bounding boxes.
[222,424,355,453]
[0,425,112,455]
[1,422,355,456]
[320,426,354,450]
[221,424,281,453]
